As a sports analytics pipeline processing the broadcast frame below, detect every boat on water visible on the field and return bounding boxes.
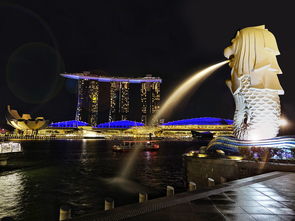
[112,140,160,152]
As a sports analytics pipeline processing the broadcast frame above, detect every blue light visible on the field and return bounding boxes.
[207,136,295,160]
[161,117,233,126]
[61,74,162,83]
[49,120,89,128]
[96,120,144,129]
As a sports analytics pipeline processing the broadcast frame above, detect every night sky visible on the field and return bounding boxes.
[1,0,295,133]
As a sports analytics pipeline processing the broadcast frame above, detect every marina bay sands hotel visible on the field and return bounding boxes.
[61,72,162,126]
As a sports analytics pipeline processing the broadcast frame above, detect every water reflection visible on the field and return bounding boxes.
[0,140,198,220]
[79,139,88,164]
[143,151,158,161]
[0,172,25,218]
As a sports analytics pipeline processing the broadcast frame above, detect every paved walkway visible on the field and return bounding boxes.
[73,172,295,221]
[127,173,295,221]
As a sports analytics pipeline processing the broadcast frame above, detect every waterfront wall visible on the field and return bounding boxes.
[184,157,295,187]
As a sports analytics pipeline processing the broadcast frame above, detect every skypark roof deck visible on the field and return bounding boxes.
[61,73,162,83]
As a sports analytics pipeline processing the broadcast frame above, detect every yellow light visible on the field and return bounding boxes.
[216,149,225,155]
[197,153,208,158]
[227,156,243,160]
[185,150,198,156]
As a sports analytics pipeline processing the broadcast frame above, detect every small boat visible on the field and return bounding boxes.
[112,140,160,152]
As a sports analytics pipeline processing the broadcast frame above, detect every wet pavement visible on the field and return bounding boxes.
[126,173,295,221]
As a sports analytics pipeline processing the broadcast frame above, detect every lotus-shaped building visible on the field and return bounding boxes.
[6,105,49,131]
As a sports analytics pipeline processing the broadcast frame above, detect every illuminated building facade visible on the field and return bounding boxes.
[75,77,99,126]
[6,105,49,132]
[158,117,233,137]
[109,82,130,121]
[96,120,144,129]
[126,117,233,138]
[61,72,162,125]
[141,80,161,124]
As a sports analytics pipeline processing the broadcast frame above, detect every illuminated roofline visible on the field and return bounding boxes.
[48,120,89,128]
[61,73,162,83]
[161,117,233,126]
[95,120,144,129]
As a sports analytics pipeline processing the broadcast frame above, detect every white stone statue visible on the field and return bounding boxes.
[224,25,284,140]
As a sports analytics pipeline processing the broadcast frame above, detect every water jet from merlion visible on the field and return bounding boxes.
[111,60,229,187]
[151,60,229,124]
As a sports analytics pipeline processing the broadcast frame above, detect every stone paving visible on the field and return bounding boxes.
[72,172,295,221]
[126,173,295,221]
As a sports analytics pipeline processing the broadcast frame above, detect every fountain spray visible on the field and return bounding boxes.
[115,60,229,186]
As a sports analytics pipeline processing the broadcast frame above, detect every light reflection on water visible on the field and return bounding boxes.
[0,172,25,218]
[0,140,199,221]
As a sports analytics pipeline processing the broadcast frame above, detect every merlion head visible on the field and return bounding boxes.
[224,25,283,94]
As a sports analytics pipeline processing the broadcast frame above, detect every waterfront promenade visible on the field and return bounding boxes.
[71,171,295,221]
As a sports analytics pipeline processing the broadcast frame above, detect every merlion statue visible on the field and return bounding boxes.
[224,25,284,140]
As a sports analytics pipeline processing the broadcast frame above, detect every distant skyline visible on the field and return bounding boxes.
[1,0,295,134]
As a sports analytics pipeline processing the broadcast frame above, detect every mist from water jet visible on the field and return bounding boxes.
[118,143,144,178]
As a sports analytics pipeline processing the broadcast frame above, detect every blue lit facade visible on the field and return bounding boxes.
[49,120,89,128]
[96,120,144,129]
[207,136,295,159]
[48,118,232,129]
[162,117,233,126]
[61,73,162,83]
